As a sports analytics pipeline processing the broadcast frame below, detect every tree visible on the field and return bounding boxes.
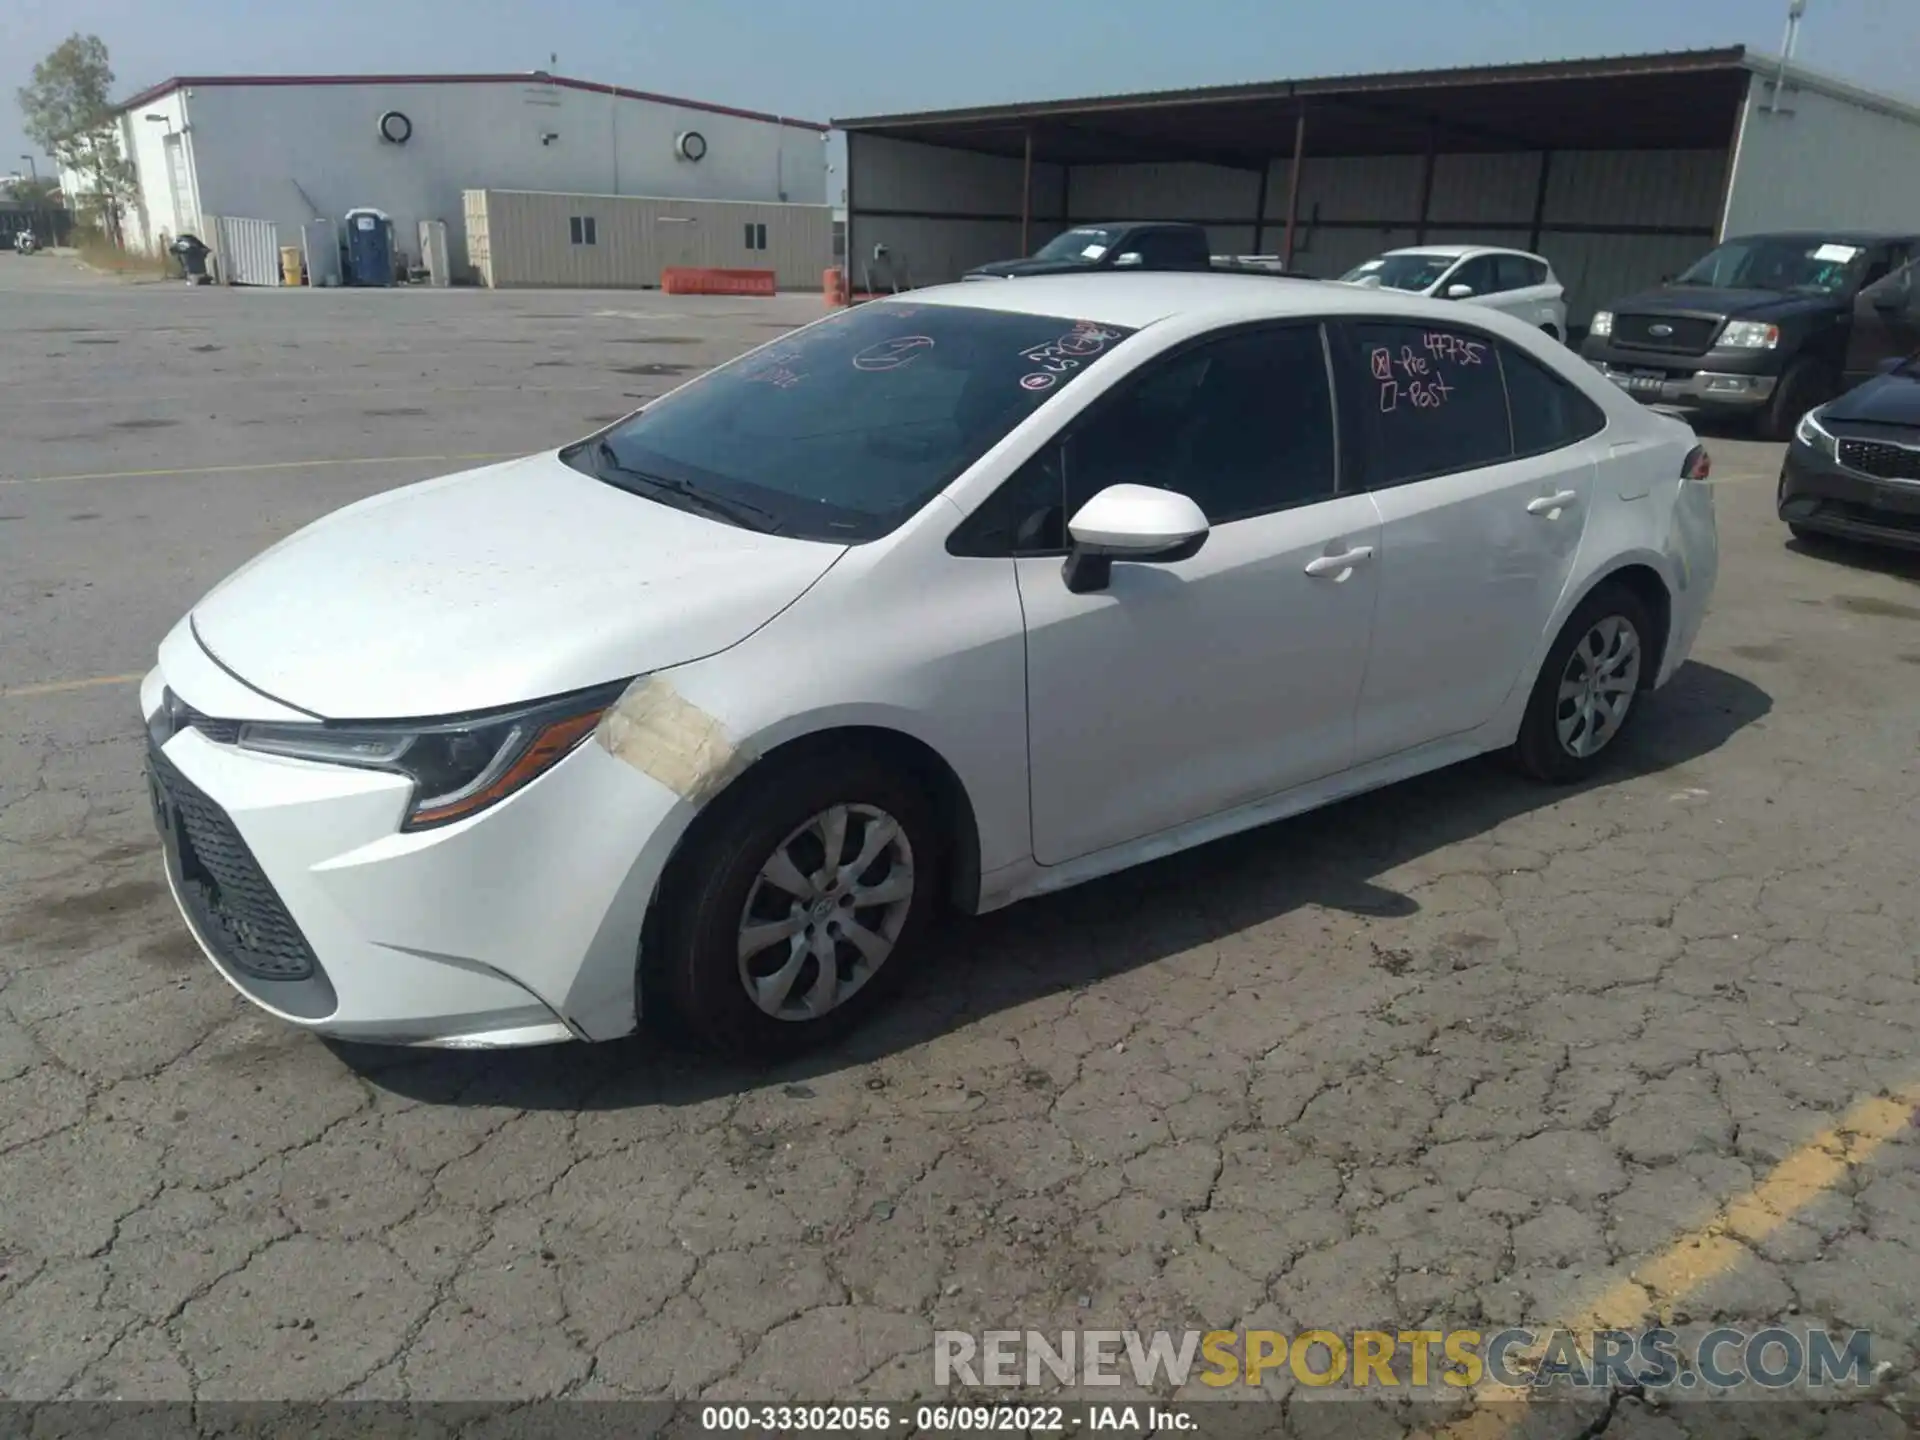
[17,34,137,246]
[6,175,62,208]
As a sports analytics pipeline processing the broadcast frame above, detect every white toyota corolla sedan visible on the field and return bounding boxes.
[143,273,1718,1056]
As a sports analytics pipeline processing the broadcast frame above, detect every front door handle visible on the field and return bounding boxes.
[1526,490,1580,517]
[1304,545,1374,579]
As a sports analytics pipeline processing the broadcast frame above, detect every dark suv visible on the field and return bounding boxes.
[1580,232,1918,439]
[965,222,1214,279]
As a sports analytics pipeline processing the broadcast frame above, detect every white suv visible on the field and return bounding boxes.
[1338,245,1569,340]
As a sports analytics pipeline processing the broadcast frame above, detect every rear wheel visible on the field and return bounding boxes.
[651,751,942,1058]
[1510,583,1654,783]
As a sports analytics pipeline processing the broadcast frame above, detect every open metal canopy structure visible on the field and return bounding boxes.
[836,46,1920,319]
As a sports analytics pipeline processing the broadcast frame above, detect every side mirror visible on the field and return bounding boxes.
[1062,484,1209,594]
[1870,272,1913,312]
[1445,283,1474,299]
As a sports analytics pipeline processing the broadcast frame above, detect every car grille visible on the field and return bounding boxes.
[151,689,242,745]
[148,743,317,981]
[1839,437,1920,482]
[1612,314,1721,355]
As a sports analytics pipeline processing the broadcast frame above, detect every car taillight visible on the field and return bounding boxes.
[1682,445,1711,481]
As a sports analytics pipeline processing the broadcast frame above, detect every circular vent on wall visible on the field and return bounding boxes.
[675,130,707,162]
[378,110,413,144]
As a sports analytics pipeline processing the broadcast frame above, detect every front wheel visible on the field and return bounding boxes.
[1510,583,1654,783]
[1757,358,1829,442]
[651,751,943,1058]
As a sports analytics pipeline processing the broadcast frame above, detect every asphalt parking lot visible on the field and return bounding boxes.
[3,255,1920,1433]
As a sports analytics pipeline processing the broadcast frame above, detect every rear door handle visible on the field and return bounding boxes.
[1526,490,1580,516]
[1304,545,1374,578]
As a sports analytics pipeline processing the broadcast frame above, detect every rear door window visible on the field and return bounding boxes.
[1494,254,1541,291]
[1349,321,1513,485]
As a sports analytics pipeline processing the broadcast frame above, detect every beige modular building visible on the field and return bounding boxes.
[465,188,833,289]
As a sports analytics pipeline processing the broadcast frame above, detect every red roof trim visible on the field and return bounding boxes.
[115,73,829,132]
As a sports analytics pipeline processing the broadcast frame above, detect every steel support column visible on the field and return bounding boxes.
[1281,106,1307,268]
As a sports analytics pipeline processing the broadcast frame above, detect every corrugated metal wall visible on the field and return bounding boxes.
[846,132,1066,287]
[1722,72,1920,236]
[847,133,1732,325]
[466,190,833,289]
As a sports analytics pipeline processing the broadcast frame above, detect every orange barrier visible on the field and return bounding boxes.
[661,267,777,296]
[823,266,847,304]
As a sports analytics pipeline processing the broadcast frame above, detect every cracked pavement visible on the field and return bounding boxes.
[3,260,1919,1434]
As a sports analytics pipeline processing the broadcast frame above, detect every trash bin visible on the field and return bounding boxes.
[280,245,305,286]
[171,234,211,283]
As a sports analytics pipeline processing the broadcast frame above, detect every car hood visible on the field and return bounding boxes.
[965,257,1099,279]
[1825,368,1920,426]
[1608,284,1839,322]
[189,451,845,719]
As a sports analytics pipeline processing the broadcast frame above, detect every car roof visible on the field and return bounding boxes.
[883,271,1527,331]
[1381,243,1545,262]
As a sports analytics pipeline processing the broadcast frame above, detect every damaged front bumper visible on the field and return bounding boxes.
[141,666,693,1046]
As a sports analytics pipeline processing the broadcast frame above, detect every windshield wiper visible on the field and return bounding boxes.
[591,440,781,534]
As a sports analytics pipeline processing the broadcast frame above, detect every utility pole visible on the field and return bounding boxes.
[1768,0,1808,113]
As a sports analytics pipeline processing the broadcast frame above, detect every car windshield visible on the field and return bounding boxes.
[1338,253,1457,292]
[570,301,1136,543]
[1673,237,1870,295]
[1032,227,1122,263]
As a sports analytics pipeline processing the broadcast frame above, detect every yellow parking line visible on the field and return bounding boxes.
[1,452,516,487]
[1437,1081,1920,1437]
[0,672,145,700]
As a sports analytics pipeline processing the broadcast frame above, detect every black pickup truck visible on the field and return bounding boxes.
[964,221,1287,280]
[1579,231,1919,439]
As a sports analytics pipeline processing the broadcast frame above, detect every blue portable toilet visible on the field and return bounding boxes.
[344,208,394,286]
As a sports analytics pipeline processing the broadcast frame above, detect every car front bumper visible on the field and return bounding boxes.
[1777,440,1920,553]
[140,662,686,1047]
[1579,338,1780,413]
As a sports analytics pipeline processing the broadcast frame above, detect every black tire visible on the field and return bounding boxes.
[650,749,943,1059]
[1787,521,1820,545]
[1756,357,1829,442]
[1510,582,1656,784]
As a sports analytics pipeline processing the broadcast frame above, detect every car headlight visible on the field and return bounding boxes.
[234,680,627,830]
[1793,405,1838,461]
[1589,310,1613,338]
[1719,320,1780,349]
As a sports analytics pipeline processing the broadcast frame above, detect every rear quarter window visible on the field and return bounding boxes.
[1500,344,1607,455]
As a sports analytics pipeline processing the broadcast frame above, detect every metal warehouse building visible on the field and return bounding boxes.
[100,72,828,281]
[836,47,1920,324]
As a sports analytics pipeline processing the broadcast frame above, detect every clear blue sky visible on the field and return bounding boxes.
[5,0,1917,186]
